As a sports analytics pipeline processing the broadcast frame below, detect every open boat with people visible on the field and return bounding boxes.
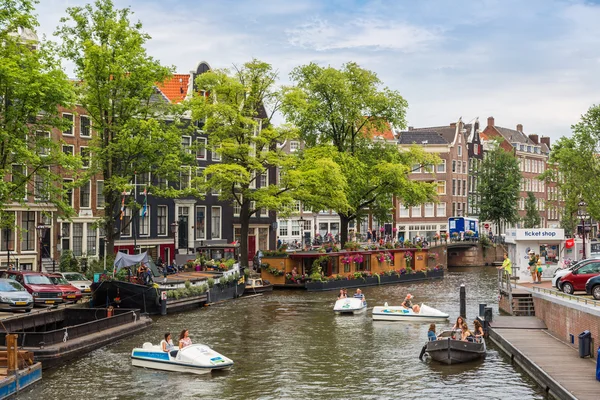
[372,303,449,322]
[245,277,273,294]
[131,343,234,374]
[420,330,486,365]
[334,297,367,315]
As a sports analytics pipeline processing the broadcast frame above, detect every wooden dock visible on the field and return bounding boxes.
[489,316,599,400]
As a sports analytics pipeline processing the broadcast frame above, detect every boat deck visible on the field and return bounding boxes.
[161,271,218,283]
[489,316,599,400]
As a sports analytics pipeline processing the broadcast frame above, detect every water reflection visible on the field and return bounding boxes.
[21,267,544,400]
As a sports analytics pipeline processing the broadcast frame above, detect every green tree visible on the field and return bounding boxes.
[191,60,347,267]
[523,192,541,228]
[0,0,78,226]
[478,140,521,233]
[281,62,437,245]
[56,0,196,255]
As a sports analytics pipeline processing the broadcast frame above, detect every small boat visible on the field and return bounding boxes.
[131,343,234,374]
[420,330,487,365]
[245,278,273,294]
[334,297,367,315]
[372,303,449,322]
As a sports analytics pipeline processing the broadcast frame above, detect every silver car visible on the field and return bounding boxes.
[0,278,34,312]
[59,272,93,295]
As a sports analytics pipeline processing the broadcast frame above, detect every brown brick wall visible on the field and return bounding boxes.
[447,244,503,267]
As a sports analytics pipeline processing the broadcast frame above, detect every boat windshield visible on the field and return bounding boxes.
[63,273,87,281]
[0,281,25,292]
[24,275,53,285]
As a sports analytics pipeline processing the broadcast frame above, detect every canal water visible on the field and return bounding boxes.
[21,267,545,399]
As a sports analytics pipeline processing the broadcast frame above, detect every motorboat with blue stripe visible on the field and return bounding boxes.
[372,303,449,322]
[131,342,233,374]
[334,297,367,314]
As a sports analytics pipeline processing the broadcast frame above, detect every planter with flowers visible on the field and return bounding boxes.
[426,264,445,279]
[433,232,440,245]
[404,251,413,270]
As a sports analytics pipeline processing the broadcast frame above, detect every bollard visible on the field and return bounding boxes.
[460,284,466,320]
[484,306,493,322]
[160,291,168,316]
[479,303,487,317]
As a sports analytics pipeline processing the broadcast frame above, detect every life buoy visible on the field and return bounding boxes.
[107,306,114,318]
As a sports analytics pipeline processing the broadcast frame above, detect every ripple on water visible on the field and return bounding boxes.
[20,267,543,400]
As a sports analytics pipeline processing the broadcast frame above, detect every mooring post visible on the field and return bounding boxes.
[160,291,167,316]
[6,334,18,373]
[460,284,466,320]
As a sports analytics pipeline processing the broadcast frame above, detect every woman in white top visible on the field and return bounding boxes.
[161,332,178,357]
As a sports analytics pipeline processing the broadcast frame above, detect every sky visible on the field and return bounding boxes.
[34,0,600,142]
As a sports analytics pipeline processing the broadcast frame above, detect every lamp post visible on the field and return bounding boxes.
[578,200,589,259]
[298,215,305,248]
[36,223,47,272]
[170,222,178,264]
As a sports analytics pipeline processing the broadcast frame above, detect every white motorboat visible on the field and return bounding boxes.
[131,343,233,374]
[372,303,449,322]
[334,297,367,315]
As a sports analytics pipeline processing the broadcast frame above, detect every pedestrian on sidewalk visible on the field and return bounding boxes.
[497,252,512,277]
[536,254,543,283]
[527,250,537,283]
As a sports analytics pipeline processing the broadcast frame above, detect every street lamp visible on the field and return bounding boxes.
[578,200,589,259]
[36,223,48,272]
[298,215,305,247]
[170,222,178,264]
[3,227,10,269]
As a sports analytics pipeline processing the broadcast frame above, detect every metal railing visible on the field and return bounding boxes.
[531,286,600,307]
[497,269,513,314]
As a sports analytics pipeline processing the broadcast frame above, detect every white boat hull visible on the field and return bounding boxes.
[131,343,233,374]
[372,304,449,322]
[334,298,367,314]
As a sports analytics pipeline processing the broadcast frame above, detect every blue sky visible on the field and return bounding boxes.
[36,0,600,141]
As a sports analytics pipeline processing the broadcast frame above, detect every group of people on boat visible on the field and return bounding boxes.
[337,288,366,303]
[428,316,484,342]
[160,329,192,357]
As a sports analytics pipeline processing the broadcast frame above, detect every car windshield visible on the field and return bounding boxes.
[64,273,86,281]
[49,276,70,285]
[24,275,53,285]
[0,281,25,292]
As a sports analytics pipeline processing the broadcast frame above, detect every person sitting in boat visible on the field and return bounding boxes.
[452,316,465,331]
[161,332,178,357]
[401,294,420,313]
[427,323,437,341]
[337,289,347,300]
[353,289,366,304]
[473,320,484,340]
[461,323,474,342]
[179,329,192,349]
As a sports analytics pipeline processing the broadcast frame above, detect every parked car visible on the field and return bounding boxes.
[0,278,34,312]
[0,271,63,305]
[46,274,82,302]
[585,275,600,300]
[553,256,600,289]
[560,260,600,294]
[59,272,92,295]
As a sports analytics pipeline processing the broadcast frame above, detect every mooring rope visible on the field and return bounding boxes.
[63,328,68,343]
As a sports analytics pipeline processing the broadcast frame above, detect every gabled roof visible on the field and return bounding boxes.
[156,74,190,104]
[409,125,457,144]
[397,131,448,145]
[494,126,535,145]
[361,120,396,141]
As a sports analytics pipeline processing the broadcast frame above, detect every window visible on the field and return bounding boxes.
[259,172,268,187]
[20,212,35,251]
[279,220,288,236]
[34,167,49,201]
[304,220,312,231]
[437,160,446,173]
[62,113,74,135]
[96,181,104,208]
[139,205,150,236]
[462,179,466,196]
[212,146,222,161]
[180,167,191,190]
[80,116,91,137]
[194,167,205,192]
[35,131,50,156]
[424,203,434,217]
[424,164,433,173]
[249,201,256,217]
[64,179,73,207]
[294,201,301,213]
[399,204,410,218]
[61,223,70,251]
[181,136,192,154]
[196,137,207,160]
[437,202,446,217]
[457,162,461,174]
[292,220,300,236]
[458,145,462,156]
[233,196,242,216]
[156,206,167,236]
[81,147,90,168]
[211,206,221,239]
[452,160,456,172]
[412,164,421,173]
[452,202,456,216]
[411,205,421,217]
[290,141,299,152]
[87,225,97,256]
[73,223,83,256]
[462,161,466,173]
[80,180,91,208]
[121,208,131,237]
[457,180,461,196]
[62,145,74,155]
[474,143,479,155]
[452,179,456,196]
[12,165,27,200]
[437,181,446,195]
[0,222,14,252]
[195,206,206,240]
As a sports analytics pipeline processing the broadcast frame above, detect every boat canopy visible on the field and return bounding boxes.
[114,252,149,271]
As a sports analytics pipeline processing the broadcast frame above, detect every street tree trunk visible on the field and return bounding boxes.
[339,214,352,248]
[239,200,250,269]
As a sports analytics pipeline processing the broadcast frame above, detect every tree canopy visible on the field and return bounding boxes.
[478,140,521,233]
[523,192,541,228]
[0,0,79,226]
[56,0,196,254]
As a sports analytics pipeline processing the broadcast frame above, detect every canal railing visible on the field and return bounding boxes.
[497,269,514,314]
[531,286,600,307]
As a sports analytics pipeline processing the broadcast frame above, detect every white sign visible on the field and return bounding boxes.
[79,209,93,217]
[514,229,564,241]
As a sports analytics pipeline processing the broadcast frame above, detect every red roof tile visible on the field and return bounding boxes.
[361,119,395,140]
[156,74,189,103]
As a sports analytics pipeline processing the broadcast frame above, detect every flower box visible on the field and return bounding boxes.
[426,269,445,279]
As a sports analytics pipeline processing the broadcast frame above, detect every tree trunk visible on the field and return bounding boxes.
[104,187,118,257]
[339,214,351,248]
[239,201,250,269]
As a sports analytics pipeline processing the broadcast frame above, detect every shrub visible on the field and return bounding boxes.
[60,251,80,272]
[309,272,323,282]
[207,278,215,288]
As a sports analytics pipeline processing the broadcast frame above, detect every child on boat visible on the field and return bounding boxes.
[428,324,437,341]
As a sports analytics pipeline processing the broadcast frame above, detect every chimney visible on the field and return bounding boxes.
[450,122,457,128]
[528,134,539,144]
[487,116,494,128]
[516,124,523,133]
[408,126,414,131]
[540,136,551,149]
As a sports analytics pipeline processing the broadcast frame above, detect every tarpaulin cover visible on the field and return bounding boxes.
[114,251,149,271]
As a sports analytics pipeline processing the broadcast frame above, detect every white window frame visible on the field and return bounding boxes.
[212,146,222,162]
[80,180,91,209]
[80,115,91,137]
[64,178,74,207]
[121,208,132,237]
[62,113,74,136]
[36,131,50,157]
[279,220,288,236]
[33,166,49,201]
[436,160,446,173]
[290,141,299,152]
[181,136,192,154]
[139,205,150,236]
[424,203,434,217]
[96,180,104,208]
[457,145,462,156]
[291,220,300,236]
[195,205,206,240]
[196,137,207,160]
[157,205,167,236]
[62,144,74,155]
[80,146,90,168]
[233,195,242,216]
[399,203,410,218]
[259,171,268,187]
[211,206,221,239]
[436,202,446,217]
[437,181,446,195]
[12,164,27,201]
[411,205,421,218]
